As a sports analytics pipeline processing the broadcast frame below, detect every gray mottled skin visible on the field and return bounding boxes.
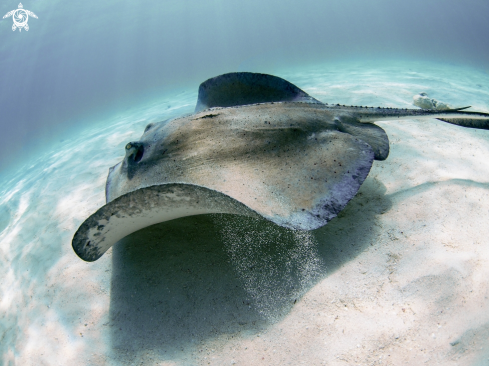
[73,184,259,262]
[106,102,377,230]
[72,72,489,262]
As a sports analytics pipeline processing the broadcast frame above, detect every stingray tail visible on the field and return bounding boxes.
[357,106,489,130]
[436,117,489,130]
[435,106,489,130]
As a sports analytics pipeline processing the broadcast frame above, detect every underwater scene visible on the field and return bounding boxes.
[1,1,489,365]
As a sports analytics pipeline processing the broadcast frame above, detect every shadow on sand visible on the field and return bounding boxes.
[108,177,391,360]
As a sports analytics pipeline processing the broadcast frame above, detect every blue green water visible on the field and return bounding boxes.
[1,0,489,175]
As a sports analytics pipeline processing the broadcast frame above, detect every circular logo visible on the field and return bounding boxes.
[13,9,28,28]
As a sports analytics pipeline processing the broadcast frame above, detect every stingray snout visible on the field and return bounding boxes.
[124,141,145,164]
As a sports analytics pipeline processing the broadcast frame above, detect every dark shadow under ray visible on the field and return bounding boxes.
[109,215,268,362]
[108,177,390,361]
[313,176,392,275]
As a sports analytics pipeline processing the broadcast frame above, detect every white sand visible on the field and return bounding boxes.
[1,61,488,365]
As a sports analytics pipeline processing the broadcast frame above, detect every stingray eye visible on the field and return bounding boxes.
[125,142,145,163]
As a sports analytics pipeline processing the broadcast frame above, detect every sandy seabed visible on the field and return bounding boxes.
[1,61,489,365]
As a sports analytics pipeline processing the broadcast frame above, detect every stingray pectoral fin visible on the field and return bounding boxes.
[186,128,376,232]
[195,72,321,112]
[436,118,489,130]
[72,184,258,262]
[337,116,390,160]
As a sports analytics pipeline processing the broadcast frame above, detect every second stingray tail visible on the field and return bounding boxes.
[355,106,489,130]
[436,117,489,130]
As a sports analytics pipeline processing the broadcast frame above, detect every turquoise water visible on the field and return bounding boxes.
[1,0,489,174]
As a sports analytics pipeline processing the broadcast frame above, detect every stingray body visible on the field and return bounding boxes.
[73,72,489,261]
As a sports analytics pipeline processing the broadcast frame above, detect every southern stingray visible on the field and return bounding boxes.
[72,72,489,262]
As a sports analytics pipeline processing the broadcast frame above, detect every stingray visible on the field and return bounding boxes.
[72,72,489,261]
